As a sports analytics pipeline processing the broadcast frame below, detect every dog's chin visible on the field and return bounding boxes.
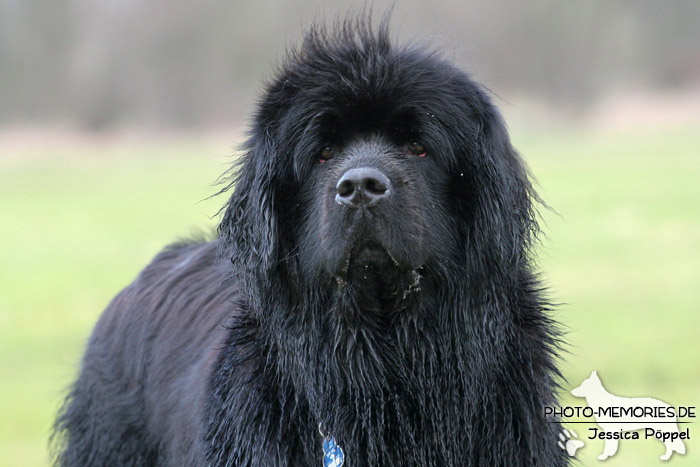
[334,243,422,308]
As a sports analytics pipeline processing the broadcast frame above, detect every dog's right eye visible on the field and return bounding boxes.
[409,142,427,157]
[319,146,334,164]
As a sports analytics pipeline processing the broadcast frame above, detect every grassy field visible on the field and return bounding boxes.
[1,125,698,466]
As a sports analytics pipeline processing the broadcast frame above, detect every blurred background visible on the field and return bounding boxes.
[1,1,698,465]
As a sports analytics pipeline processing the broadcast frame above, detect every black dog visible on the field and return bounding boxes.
[54,16,567,466]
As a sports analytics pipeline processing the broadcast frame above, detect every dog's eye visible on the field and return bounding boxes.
[319,146,334,164]
[409,142,427,157]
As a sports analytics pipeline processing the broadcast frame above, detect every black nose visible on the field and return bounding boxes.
[335,167,391,208]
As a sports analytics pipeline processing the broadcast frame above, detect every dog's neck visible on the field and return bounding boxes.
[208,267,561,465]
[266,284,511,464]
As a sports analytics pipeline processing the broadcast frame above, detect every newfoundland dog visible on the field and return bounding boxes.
[54,15,567,467]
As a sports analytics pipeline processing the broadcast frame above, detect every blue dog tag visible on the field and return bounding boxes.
[323,436,344,467]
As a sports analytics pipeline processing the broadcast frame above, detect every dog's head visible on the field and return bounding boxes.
[571,370,602,398]
[219,16,539,307]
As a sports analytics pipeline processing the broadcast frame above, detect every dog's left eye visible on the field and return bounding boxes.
[319,146,334,164]
[408,142,427,157]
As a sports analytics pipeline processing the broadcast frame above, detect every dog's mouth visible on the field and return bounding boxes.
[336,242,396,278]
[352,242,399,268]
[335,242,421,305]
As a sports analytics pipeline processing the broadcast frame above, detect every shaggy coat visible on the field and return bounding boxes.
[54,16,567,466]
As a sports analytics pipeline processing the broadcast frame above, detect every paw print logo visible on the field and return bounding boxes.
[558,428,584,457]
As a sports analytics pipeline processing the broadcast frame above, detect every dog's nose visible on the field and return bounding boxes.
[335,167,391,208]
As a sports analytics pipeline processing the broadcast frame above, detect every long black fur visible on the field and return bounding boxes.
[53,14,568,466]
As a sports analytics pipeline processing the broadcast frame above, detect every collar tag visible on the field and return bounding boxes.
[322,436,345,467]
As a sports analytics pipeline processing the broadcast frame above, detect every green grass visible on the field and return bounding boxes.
[1,125,699,466]
[525,125,700,465]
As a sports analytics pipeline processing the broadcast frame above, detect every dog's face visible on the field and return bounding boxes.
[220,22,537,311]
[296,117,458,297]
[307,135,442,278]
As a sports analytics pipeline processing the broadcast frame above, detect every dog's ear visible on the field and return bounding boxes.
[218,135,278,276]
[472,99,540,270]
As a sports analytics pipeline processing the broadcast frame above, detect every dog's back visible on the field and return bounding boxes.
[53,241,236,465]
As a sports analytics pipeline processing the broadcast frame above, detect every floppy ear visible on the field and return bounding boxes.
[218,135,278,276]
[473,101,539,270]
